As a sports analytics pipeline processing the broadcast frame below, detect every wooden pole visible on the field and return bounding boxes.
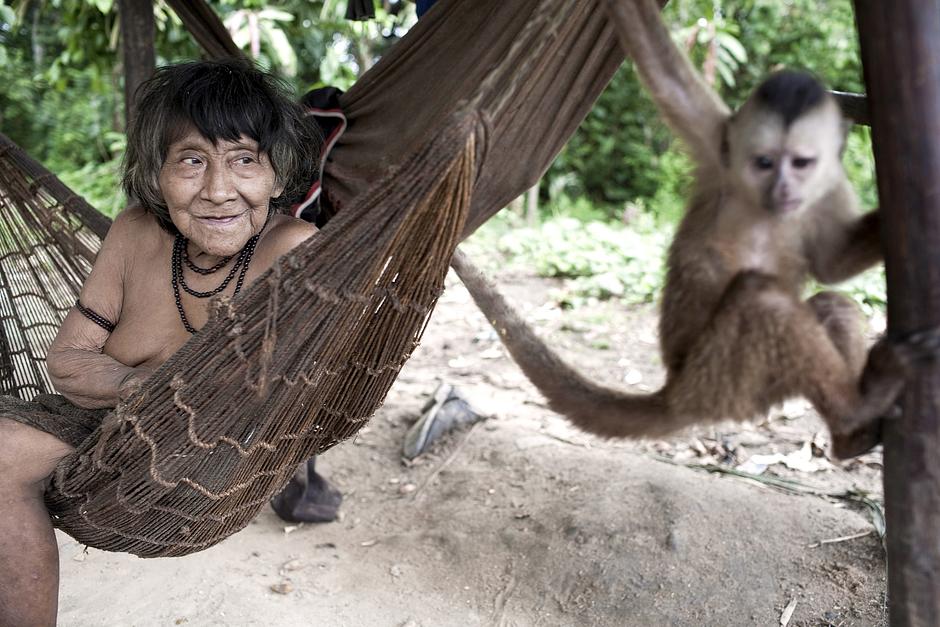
[118,0,155,128]
[854,2,940,624]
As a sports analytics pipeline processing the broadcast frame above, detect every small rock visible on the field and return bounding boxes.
[665,529,682,552]
[623,369,643,385]
[270,581,293,595]
[281,559,303,572]
[390,564,404,578]
[399,483,417,494]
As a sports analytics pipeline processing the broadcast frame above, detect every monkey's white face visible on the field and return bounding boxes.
[727,98,846,217]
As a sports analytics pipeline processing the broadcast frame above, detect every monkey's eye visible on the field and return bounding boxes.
[753,156,774,171]
[792,157,817,169]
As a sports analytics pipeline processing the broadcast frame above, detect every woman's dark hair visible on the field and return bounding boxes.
[122,59,319,233]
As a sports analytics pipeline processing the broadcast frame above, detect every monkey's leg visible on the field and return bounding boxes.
[666,273,870,447]
[806,291,868,374]
[806,291,883,456]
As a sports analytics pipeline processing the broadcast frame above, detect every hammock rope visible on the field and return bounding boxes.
[0,0,625,558]
[0,139,105,399]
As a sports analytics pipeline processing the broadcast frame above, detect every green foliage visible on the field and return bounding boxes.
[839,268,887,317]
[494,216,671,307]
[57,154,125,218]
[843,127,878,209]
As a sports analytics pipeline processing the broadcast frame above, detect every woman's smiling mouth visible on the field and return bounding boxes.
[197,213,244,225]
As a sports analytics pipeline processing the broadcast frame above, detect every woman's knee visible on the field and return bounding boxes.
[0,418,72,489]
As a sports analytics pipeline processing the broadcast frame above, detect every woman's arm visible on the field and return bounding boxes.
[47,208,151,408]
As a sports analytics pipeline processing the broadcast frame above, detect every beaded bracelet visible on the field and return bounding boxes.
[75,300,116,334]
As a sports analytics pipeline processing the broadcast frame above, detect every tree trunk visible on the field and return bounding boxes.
[854,1,940,624]
[118,0,155,128]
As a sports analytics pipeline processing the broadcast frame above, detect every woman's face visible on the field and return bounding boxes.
[158,129,282,257]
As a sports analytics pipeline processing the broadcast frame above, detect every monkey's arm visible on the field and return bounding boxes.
[604,0,731,165]
[809,210,881,284]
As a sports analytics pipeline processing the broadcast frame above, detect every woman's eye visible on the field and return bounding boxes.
[792,157,817,169]
[182,157,202,166]
[236,155,256,165]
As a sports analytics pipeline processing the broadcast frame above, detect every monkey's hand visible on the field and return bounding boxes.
[832,328,940,459]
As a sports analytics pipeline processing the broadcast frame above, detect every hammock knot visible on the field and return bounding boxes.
[170,374,186,391]
[92,411,125,465]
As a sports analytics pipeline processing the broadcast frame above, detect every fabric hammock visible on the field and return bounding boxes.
[0,0,624,558]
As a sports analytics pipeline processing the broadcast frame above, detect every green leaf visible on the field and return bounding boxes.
[715,32,748,64]
[0,4,15,25]
[258,8,295,22]
[91,0,113,14]
[263,26,298,76]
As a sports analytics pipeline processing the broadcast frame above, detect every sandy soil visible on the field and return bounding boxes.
[57,267,889,627]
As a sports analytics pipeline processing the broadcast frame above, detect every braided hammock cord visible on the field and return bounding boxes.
[0,0,627,558]
[0,135,108,399]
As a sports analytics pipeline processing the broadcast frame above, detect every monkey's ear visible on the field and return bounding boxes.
[720,120,731,168]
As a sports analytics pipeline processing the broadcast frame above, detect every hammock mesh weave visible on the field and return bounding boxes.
[0,0,624,558]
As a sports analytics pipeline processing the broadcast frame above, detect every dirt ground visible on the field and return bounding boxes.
[57,264,889,627]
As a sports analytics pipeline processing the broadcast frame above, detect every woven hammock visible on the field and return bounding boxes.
[0,0,624,558]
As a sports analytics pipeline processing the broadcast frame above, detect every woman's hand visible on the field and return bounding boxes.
[117,367,154,402]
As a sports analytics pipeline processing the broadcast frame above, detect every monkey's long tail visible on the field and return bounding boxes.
[450,248,685,439]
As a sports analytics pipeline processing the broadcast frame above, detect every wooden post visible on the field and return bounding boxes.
[854,2,940,624]
[118,0,155,127]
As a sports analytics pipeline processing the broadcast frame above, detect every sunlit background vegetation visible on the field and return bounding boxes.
[0,0,885,315]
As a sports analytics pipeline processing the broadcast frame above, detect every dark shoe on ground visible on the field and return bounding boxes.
[270,456,342,523]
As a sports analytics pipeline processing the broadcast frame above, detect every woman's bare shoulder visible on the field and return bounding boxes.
[107,205,163,245]
[260,214,318,259]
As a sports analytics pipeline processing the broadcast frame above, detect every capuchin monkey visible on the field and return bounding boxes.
[451,0,936,458]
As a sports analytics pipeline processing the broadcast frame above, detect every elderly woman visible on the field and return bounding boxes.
[0,60,336,625]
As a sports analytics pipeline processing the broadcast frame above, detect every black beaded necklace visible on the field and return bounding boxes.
[183,246,234,275]
[171,218,267,334]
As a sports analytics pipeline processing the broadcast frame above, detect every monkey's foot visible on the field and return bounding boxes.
[402,382,486,459]
[833,327,940,459]
[831,421,882,460]
[270,465,343,523]
[859,327,940,413]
